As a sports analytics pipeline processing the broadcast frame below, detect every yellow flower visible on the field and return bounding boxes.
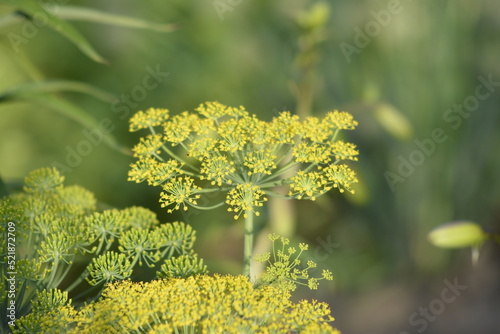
[330,140,359,161]
[195,101,248,119]
[292,141,332,164]
[217,118,248,152]
[226,183,268,219]
[288,171,329,200]
[187,137,219,159]
[243,148,277,175]
[163,112,198,145]
[148,159,182,186]
[128,102,359,219]
[132,134,164,157]
[269,111,300,144]
[322,164,358,194]
[238,114,268,145]
[323,110,358,130]
[302,116,332,143]
[160,176,202,213]
[200,155,236,186]
[129,108,169,132]
[56,274,338,333]
[128,155,158,183]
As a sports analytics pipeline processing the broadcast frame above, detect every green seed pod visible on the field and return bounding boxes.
[428,221,487,249]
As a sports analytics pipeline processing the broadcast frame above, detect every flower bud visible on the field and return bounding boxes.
[298,2,330,30]
[428,221,487,249]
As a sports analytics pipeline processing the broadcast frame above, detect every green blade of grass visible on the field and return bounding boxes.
[0,5,179,32]
[53,6,179,32]
[33,94,132,156]
[0,80,116,104]
[2,93,131,156]
[2,0,107,63]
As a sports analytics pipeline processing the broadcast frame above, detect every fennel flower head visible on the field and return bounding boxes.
[128,102,359,219]
[24,275,339,334]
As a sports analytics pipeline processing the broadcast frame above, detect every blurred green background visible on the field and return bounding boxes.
[1,0,499,333]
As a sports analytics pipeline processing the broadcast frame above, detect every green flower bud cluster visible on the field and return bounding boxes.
[1,168,206,332]
[254,234,334,291]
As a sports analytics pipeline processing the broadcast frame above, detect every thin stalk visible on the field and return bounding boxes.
[160,144,199,172]
[243,209,254,278]
[65,269,89,292]
[259,160,300,184]
[172,167,199,178]
[258,179,289,189]
[45,259,60,288]
[471,246,480,267]
[197,186,233,193]
[331,128,340,142]
[302,162,319,173]
[52,258,75,288]
[189,202,225,210]
[71,283,101,301]
[261,190,290,199]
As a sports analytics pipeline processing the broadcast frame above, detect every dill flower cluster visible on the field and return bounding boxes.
[128,102,359,220]
[0,168,205,332]
[7,168,342,334]
[16,274,338,334]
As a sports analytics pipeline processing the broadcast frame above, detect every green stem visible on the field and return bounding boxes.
[243,209,254,278]
[65,268,90,292]
[331,128,340,142]
[52,258,75,288]
[259,161,299,184]
[258,179,289,189]
[160,144,199,172]
[196,187,233,193]
[299,164,318,175]
[261,190,290,199]
[189,201,225,210]
[45,258,60,288]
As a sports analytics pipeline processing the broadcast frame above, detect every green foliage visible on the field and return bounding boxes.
[0,1,175,158]
[2,0,107,63]
[0,167,204,333]
[0,81,130,156]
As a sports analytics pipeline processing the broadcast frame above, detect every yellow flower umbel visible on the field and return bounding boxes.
[14,237,340,333]
[128,102,359,276]
[27,274,339,334]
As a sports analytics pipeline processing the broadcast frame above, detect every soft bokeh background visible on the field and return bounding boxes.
[1,0,499,333]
